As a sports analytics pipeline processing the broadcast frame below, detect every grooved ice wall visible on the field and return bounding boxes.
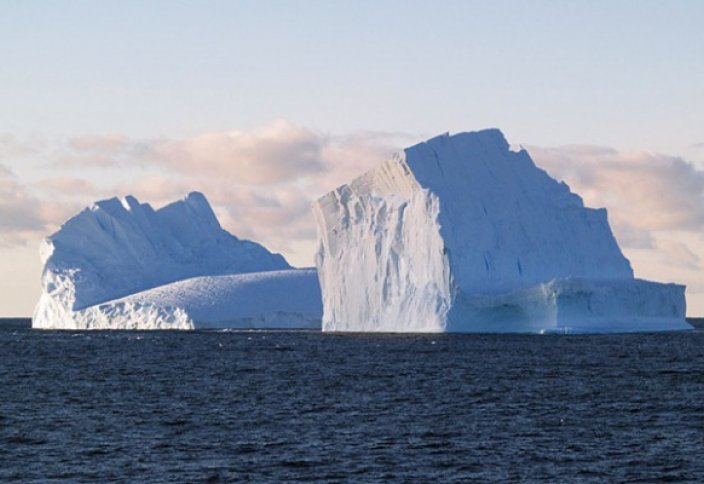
[314,129,690,333]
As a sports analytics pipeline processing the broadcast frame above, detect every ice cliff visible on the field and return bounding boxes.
[33,192,321,330]
[313,129,691,333]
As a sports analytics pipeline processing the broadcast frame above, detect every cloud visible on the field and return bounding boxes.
[529,145,704,247]
[0,164,46,246]
[214,188,317,251]
[0,133,47,160]
[24,125,704,267]
[691,142,704,150]
[657,239,701,270]
[51,120,403,186]
[68,134,129,154]
[36,177,100,195]
[113,175,193,208]
[16,122,404,262]
[140,123,402,258]
[528,144,704,306]
[144,120,328,185]
[58,133,147,167]
[140,121,406,188]
[10,124,704,267]
[315,131,401,194]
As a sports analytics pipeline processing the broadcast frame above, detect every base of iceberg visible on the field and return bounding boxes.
[323,277,691,334]
[33,269,322,331]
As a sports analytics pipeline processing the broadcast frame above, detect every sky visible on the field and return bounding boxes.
[1,0,703,316]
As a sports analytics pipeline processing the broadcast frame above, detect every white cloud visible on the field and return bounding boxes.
[529,144,704,314]
[0,164,46,246]
[529,145,704,244]
[36,176,99,195]
[0,133,46,159]
[144,120,328,185]
[12,122,403,264]
[68,134,129,154]
[9,123,703,280]
[657,239,701,270]
[58,133,147,167]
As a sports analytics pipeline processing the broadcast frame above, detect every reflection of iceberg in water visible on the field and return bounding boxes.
[314,129,690,333]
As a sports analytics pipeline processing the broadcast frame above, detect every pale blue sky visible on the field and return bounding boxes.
[1,1,703,316]
[1,0,702,152]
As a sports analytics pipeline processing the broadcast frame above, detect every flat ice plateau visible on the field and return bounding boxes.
[314,129,691,333]
[33,192,321,330]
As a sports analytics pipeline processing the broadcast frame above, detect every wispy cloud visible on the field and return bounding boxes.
[136,122,401,256]
[144,121,328,185]
[0,133,46,160]
[5,124,703,277]
[35,176,99,195]
[529,145,704,246]
[50,120,402,188]
[529,144,704,301]
[11,121,404,262]
[0,164,46,246]
[657,239,702,270]
[56,133,148,167]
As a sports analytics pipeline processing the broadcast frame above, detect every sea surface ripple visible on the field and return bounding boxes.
[2,322,704,482]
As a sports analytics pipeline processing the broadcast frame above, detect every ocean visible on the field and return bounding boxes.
[2,319,704,481]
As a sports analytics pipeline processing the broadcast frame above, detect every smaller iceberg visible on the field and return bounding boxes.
[33,192,322,330]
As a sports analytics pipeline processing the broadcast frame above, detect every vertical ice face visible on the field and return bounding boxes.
[314,129,688,333]
[403,130,633,291]
[34,192,291,327]
[315,177,451,332]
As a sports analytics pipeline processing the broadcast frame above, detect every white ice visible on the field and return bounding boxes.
[33,192,322,330]
[313,129,691,333]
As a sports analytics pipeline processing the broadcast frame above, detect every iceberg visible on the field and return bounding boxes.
[33,192,321,330]
[313,129,691,333]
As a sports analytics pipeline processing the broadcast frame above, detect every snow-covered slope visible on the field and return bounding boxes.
[314,129,690,333]
[36,269,322,330]
[33,192,321,330]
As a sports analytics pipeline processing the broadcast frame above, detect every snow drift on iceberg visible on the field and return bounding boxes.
[313,129,691,333]
[33,192,321,330]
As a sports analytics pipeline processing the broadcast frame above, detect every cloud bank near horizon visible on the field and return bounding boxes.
[0,122,408,256]
[529,145,704,252]
[1,122,702,302]
[0,164,46,247]
[528,145,704,299]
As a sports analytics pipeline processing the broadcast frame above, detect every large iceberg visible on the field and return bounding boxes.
[313,129,691,333]
[33,192,321,330]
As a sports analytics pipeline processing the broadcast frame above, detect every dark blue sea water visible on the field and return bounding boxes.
[2,320,704,482]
